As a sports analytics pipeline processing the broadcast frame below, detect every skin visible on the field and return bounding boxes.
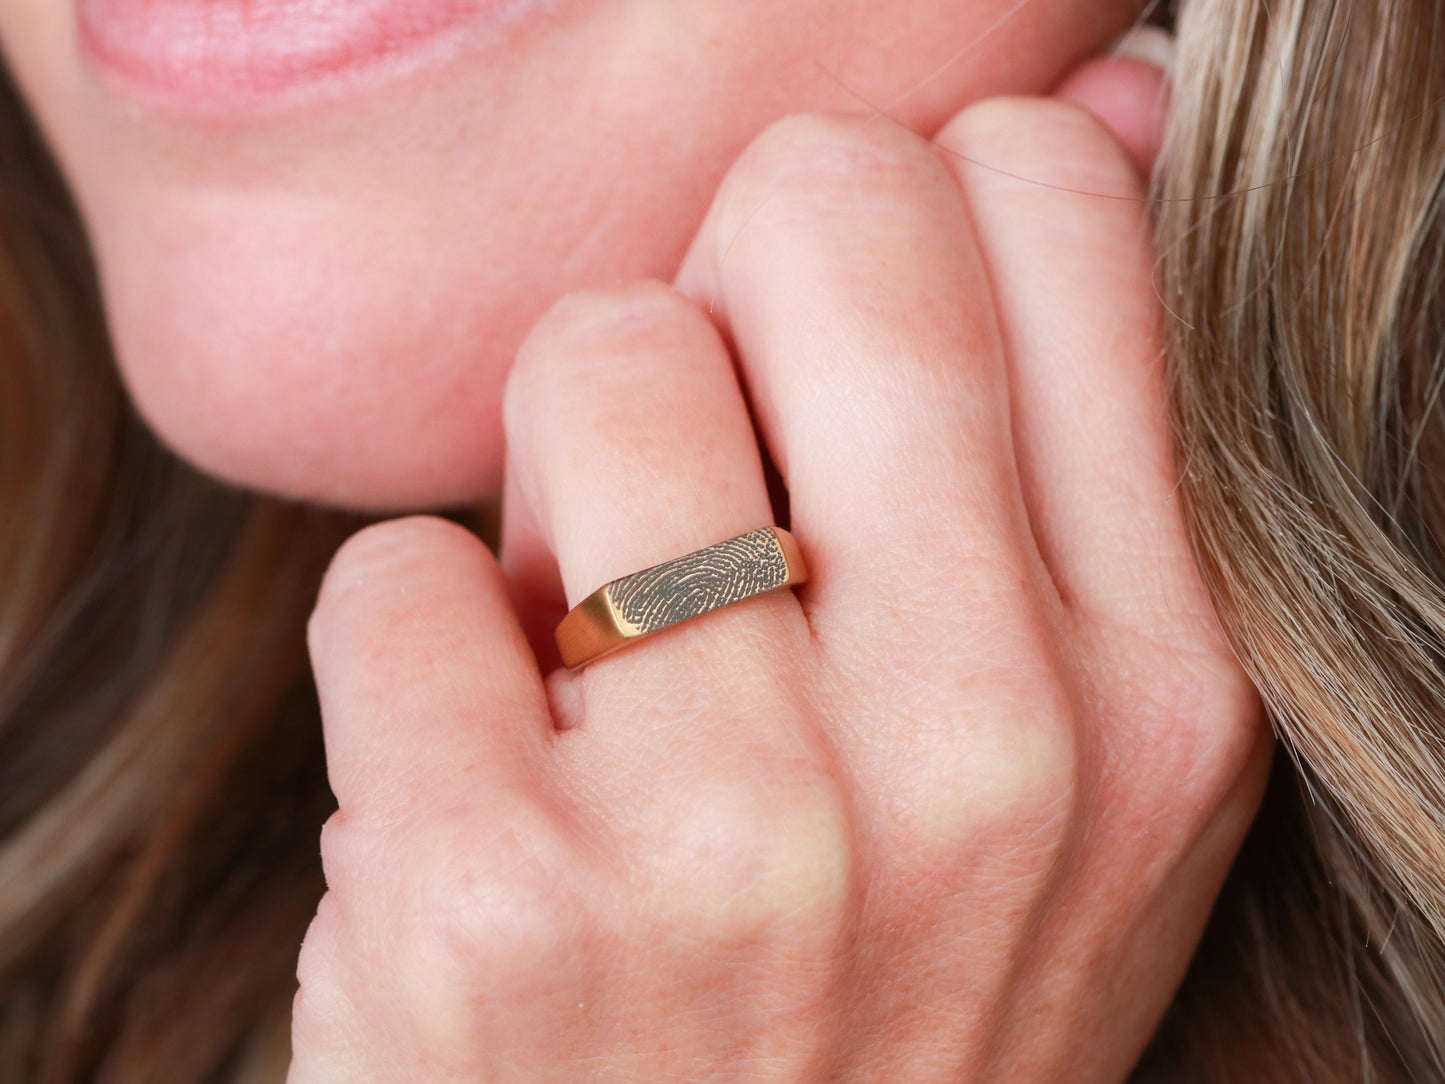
[0,1,1270,1078]
[297,94,1270,1080]
[0,0,1141,507]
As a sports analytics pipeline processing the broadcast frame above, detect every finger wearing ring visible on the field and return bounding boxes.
[500,282,788,687]
[555,527,808,670]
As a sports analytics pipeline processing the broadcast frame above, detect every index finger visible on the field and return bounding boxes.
[308,515,554,817]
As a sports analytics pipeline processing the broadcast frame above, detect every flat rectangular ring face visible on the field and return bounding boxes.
[605,527,791,636]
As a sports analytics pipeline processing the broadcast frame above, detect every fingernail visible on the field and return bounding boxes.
[1110,25,1175,77]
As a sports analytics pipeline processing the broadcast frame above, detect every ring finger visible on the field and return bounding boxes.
[498,281,814,744]
[673,114,1049,666]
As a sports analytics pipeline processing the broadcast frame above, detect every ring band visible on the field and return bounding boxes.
[555,527,808,670]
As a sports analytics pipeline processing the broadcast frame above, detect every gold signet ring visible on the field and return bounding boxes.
[555,527,808,671]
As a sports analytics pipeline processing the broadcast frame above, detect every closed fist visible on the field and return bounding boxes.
[290,80,1268,1083]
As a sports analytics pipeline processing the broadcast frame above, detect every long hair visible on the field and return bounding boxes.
[1140,0,1445,1079]
[0,61,363,1080]
[1,0,1444,1079]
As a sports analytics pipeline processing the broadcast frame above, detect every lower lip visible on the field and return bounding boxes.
[78,0,543,112]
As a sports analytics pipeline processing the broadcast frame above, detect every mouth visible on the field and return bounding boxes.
[77,0,549,113]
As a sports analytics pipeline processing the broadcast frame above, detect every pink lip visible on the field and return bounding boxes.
[78,0,540,111]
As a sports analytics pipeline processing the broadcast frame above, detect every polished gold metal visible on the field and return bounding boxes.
[555,527,808,670]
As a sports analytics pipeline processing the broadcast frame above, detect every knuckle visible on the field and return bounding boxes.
[1000,717,1079,824]
[894,699,1079,875]
[504,280,705,431]
[316,809,364,896]
[309,803,600,1052]
[970,711,1078,837]
[652,767,856,949]
[403,808,596,998]
[291,894,360,1054]
[717,111,951,238]
[525,280,687,355]
[939,96,1142,201]
[308,515,477,650]
[1130,654,1269,821]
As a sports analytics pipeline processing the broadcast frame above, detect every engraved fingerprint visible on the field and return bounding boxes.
[608,528,788,635]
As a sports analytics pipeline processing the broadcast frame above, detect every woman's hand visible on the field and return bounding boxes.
[289,64,1270,1083]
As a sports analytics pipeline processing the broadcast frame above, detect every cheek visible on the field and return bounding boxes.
[7,0,1142,511]
[4,0,723,512]
[0,3,534,510]
[106,194,523,511]
[112,266,515,512]
[92,110,705,512]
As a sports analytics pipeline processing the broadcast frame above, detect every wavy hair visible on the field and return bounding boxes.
[1,0,1443,1079]
[1142,0,1445,1079]
[0,65,363,1080]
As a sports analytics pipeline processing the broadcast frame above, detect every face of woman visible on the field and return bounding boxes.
[0,0,1138,509]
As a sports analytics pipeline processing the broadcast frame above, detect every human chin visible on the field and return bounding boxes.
[90,127,703,512]
[90,119,715,511]
[106,216,521,513]
[32,0,620,510]
[3,0,1145,510]
[0,0,686,511]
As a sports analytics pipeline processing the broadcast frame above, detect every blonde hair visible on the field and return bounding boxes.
[1,0,1444,1078]
[1141,0,1445,1079]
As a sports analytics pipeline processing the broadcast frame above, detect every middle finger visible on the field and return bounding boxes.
[674,114,1048,641]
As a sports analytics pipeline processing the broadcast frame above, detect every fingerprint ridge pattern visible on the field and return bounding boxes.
[607,528,788,636]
